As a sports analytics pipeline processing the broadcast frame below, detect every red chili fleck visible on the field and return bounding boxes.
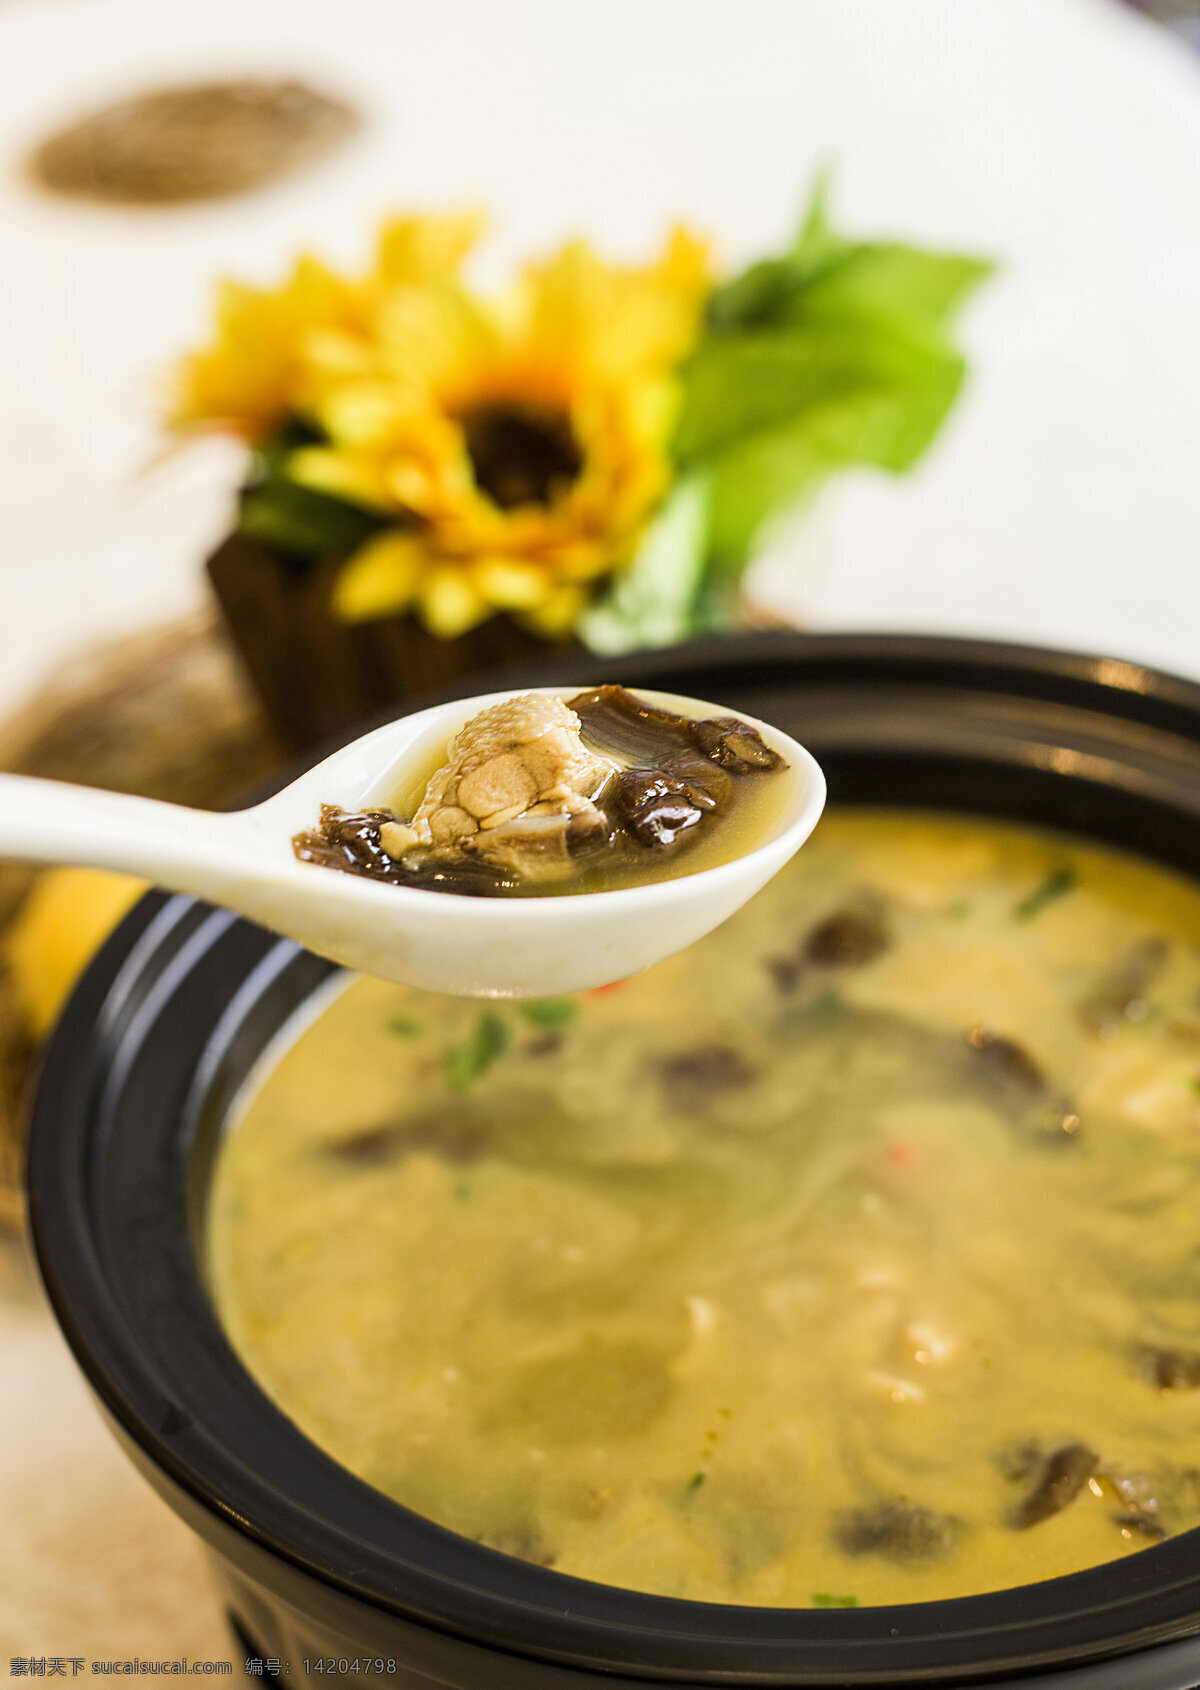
[885,1142,921,1169]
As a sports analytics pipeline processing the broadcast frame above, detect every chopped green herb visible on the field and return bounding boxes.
[684,1471,707,1497]
[809,989,847,1021]
[518,999,579,1029]
[943,899,972,920]
[444,1014,510,1091]
[1014,867,1077,922]
[812,1592,859,1608]
[387,1016,421,1037]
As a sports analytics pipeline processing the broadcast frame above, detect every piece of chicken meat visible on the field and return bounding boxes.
[380,693,615,881]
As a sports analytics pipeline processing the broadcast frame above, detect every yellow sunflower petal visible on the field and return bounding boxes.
[515,225,710,387]
[519,583,588,638]
[468,557,553,611]
[318,380,412,448]
[288,445,391,511]
[373,209,487,289]
[377,280,498,393]
[655,225,713,297]
[418,567,491,638]
[170,254,363,438]
[174,211,710,642]
[301,327,374,383]
[332,531,424,623]
[551,540,624,583]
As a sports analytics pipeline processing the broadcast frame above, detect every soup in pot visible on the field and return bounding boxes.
[209,811,1200,1607]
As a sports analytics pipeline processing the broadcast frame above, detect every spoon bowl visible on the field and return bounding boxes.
[0,686,825,997]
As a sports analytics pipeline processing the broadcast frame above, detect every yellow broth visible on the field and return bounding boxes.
[295,690,794,898]
[208,811,1200,1607]
[383,746,795,896]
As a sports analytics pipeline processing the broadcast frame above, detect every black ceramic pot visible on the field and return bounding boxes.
[27,633,1200,1689]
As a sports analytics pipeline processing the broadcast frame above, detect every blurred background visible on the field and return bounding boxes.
[2,0,1199,1658]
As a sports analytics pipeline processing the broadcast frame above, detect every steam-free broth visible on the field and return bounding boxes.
[210,812,1200,1606]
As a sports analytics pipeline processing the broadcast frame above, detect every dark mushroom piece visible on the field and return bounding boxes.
[327,1112,489,1167]
[964,1026,1081,1147]
[1113,1512,1168,1542]
[766,895,891,991]
[658,1043,758,1103]
[965,1026,1046,1096]
[524,1031,564,1058]
[567,689,780,858]
[765,954,805,994]
[1010,1444,1098,1529]
[612,756,732,850]
[1138,1345,1200,1392]
[996,1442,1043,1484]
[804,901,891,968]
[613,776,703,851]
[689,715,783,772]
[568,685,783,775]
[833,1501,962,1563]
[293,806,401,880]
[294,804,521,895]
[1095,1464,1169,1542]
[1079,938,1168,1036]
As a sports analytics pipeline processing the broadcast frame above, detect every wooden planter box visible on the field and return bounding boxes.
[207,532,581,755]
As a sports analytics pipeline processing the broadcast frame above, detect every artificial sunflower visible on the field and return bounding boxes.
[173,215,710,639]
[171,209,485,441]
[175,189,989,657]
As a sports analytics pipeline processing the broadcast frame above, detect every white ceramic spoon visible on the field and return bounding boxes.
[0,685,825,998]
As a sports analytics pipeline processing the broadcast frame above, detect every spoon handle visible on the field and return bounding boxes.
[0,773,231,883]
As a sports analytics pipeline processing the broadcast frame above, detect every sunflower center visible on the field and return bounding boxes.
[462,402,583,510]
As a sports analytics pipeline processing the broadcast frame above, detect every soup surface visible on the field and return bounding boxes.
[210,811,1200,1607]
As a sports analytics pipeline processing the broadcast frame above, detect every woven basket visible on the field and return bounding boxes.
[207,532,583,755]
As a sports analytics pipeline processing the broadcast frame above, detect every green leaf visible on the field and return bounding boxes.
[705,172,991,339]
[254,415,326,478]
[517,999,579,1029]
[237,416,387,559]
[789,243,994,336]
[579,473,711,654]
[386,1017,422,1038]
[697,332,965,565]
[238,476,385,560]
[675,320,964,470]
[444,1013,510,1091]
[811,1592,859,1609]
[702,424,830,571]
[675,174,992,579]
[704,170,852,333]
